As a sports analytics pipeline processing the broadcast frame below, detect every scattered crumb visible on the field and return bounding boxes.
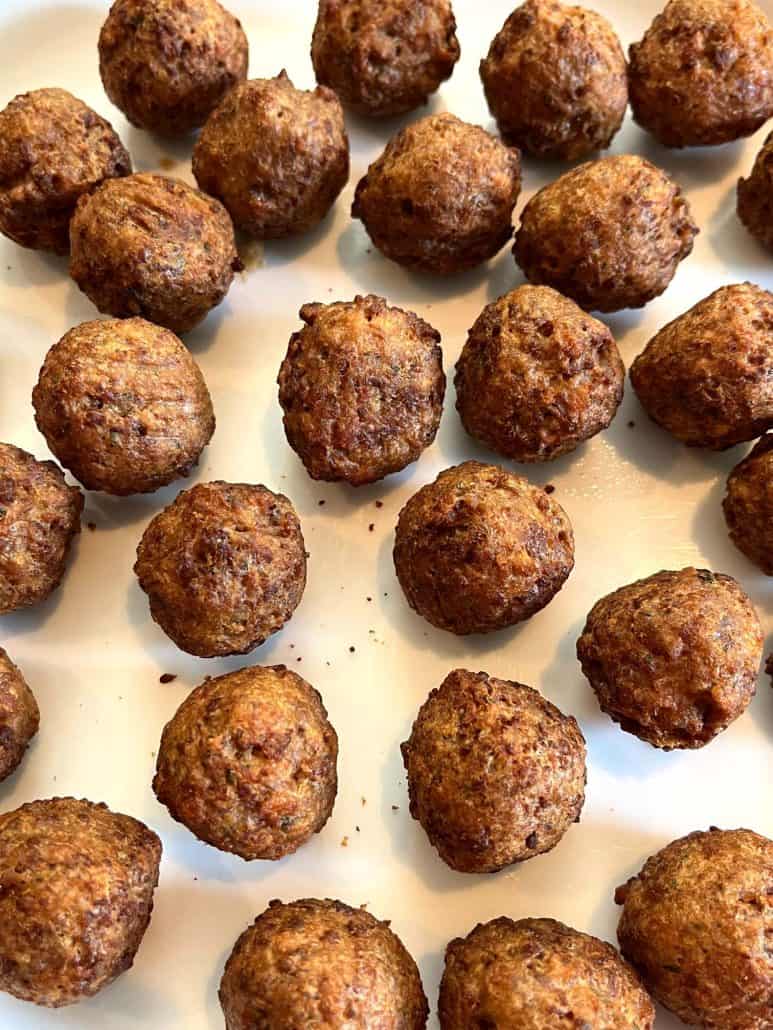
[318,499,326,506]
[349,645,356,653]
[366,596,372,602]
[383,591,388,598]
[158,156,176,171]
[368,523,375,532]
[628,420,635,428]
[359,902,369,910]
[375,500,383,509]
[361,796,367,806]
[159,673,177,684]
[325,660,331,667]
[296,656,302,663]
[87,521,97,531]
[355,825,360,832]
[391,805,400,812]
[544,484,555,495]
[290,643,295,649]
[341,836,349,848]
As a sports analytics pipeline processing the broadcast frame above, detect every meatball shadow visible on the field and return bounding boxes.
[87,483,184,533]
[125,125,199,177]
[0,246,69,290]
[628,129,745,189]
[705,182,770,275]
[0,537,81,642]
[689,466,752,575]
[183,299,234,355]
[485,246,525,302]
[264,207,343,268]
[343,94,446,148]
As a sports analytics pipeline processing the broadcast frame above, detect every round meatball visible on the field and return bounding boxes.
[0,649,39,782]
[629,0,773,148]
[0,443,83,614]
[134,480,306,657]
[98,0,249,136]
[33,318,215,496]
[402,669,586,873]
[311,0,460,118]
[220,898,428,1029]
[278,295,445,485]
[630,283,773,449]
[738,131,773,249]
[577,568,762,750]
[616,827,773,1027]
[439,917,655,1029]
[193,72,349,239]
[455,285,624,462]
[0,797,161,1007]
[69,172,239,334]
[352,112,522,275]
[480,0,628,160]
[154,665,338,860]
[514,155,697,313]
[724,434,773,573]
[393,461,574,635]
[0,88,130,255]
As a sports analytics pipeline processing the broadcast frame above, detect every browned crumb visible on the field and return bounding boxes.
[544,484,555,494]
[159,673,177,684]
[87,521,97,531]
[341,836,349,847]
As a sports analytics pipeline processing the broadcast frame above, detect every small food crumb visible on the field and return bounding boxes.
[341,836,349,847]
[87,521,97,531]
[361,796,367,806]
[296,657,302,663]
[366,596,372,602]
[355,825,360,832]
[159,673,177,684]
[375,500,383,509]
[544,484,555,494]
[318,499,325,506]
[392,805,400,811]
[349,645,356,653]
[368,523,375,532]
[628,420,635,428]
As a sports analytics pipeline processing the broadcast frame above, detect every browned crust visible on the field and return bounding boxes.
[0,649,39,782]
[724,434,773,573]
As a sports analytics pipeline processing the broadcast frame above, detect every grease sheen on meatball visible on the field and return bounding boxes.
[0,649,39,782]
[738,131,773,249]
[724,434,773,573]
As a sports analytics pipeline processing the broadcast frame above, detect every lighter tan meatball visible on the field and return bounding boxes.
[724,434,773,573]
[738,131,773,249]
[0,649,39,782]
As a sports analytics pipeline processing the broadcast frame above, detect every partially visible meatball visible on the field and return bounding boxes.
[455,285,624,462]
[311,0,460,117]
[0,649,39,782]
[193,72,349,239]
[69,173,240,334]
[514,155,697,312]
[0,443,83,614]
[134,481,306,657]
[278,294,445,485]
[630,283,773,449]
[402,669,586,873]
[738,131,773,249]
[616,827,773,1027]
[352,113,522,275]
[220,898,428,1029]
[0,87,130,255]
[439,917,655,1029]
[99,0,249,136]
[724,434,773,573]
[480,0,628,160]
[0,797,161,1007]
[629,0,773,148]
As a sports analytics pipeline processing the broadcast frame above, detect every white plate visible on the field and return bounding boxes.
[0,1,771,1026]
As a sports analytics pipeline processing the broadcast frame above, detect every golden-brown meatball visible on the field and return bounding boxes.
[0,649,39,782]
[738,131,773,249]
[69,173,239,334]
[0,797,161,1007]
[0,88,130,255]
[98,0,249,136]
[724,434,773,573]
[193,72,349,239]
[311,0,460,118]
[352,112,522,275]
[220,898,428,1029]
[278,295,445,485]
[514,155,697,312]
[402,669,586,873]
[480,0,628,160]
[134,481,306,657]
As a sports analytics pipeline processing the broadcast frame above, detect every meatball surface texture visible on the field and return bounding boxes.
[724,434,773,573]
[0,649,39,783]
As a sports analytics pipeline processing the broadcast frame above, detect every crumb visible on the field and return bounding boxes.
[325,660,331,667]
[366,596,372,602]
[318,499,326,506]
[391,805,400,811]
[289,643,295,649]
[544,484,555,494]
[361,796,367,806]
[159,673,177,684]
[359,902,369,910]
[341,836,349,847]
[383,591,388,598]
[296,657,302,662]
[349,645,356,653]
[368,523,375,532]
[355,825,360,832]
[87,521,97,531]
[375,500,384,509]
[159,156,176,171]
[628,420,635,428]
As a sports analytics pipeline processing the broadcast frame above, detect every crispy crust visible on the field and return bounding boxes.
[724,434,773,573]
[0,649,39,782]
[738,130,773,249]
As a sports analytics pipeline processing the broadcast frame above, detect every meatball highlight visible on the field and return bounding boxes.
[738,130,773,249]
[0,649,39,782]
[724,434,773,573]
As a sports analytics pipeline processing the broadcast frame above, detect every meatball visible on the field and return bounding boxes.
[439,917,655,1029]
[0,797,161,1007]
[98,0,249,136]
[616,827,773,1027]
[630,283,773,449]
[69,172,239,335]
[154,664,338,860]
[0,649,39,782]
[480,0,628,160]
[311,0,460,118]
[455,285,625,462]
[628,0,773,148]
[134,480,306,657]
[577,568,762,750]
[514,155,697,313]
[393,461,574,635]
[193,72,349,239]
[724,434,773,573]
[0,443,83,614]
[738,131,773,249]
[278,295,445,485]
[0,88,130,255]
[220,898,428,1029]
[352,112,522,275]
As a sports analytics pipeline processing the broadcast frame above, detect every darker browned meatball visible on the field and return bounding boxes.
[480,0,628,160]
[134,481,306,657]
[402,669,586,873]
[724,434,773,573]
[352,113,522,275]
[439,917,655,1029]
[311,0,460,117]
[0,443,83,614]
[220,898,428,1029]
[193,72,349,239]
[278,295,445,485]
[630,283,773,449]
[455,285,624,462]
[616,827,773,1027]
[99,0,249,136]
[69,173,240,335]
[514,155,697,312]
[0,797,161,1007]
[0,649,39,782]
[33,318,215,496]
[738,131,773,250]
[0,88,130,255]
[394,461,574,635]
[629,0,773,148]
